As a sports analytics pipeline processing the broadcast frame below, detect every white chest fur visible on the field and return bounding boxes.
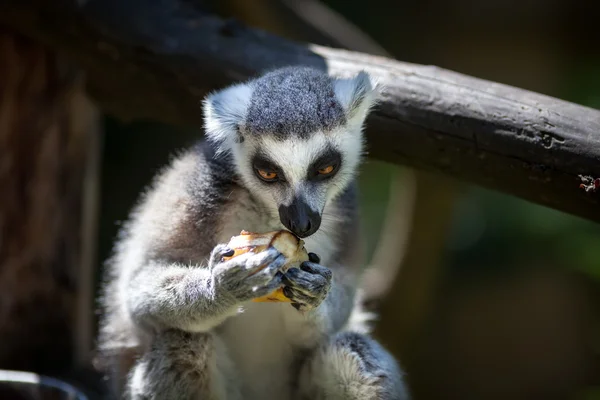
[218,303,295,399]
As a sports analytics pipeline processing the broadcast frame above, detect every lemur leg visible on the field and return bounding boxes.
[297,331,410,400]
[126,330,240,400]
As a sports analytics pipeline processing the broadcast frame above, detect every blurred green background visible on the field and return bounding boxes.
[96,1,600,399]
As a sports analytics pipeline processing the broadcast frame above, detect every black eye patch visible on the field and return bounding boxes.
[251,153,286,182]
[252,154,280,172]
[307,148,342,181]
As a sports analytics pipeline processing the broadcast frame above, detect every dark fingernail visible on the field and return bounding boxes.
[272,271,284,284]
[282,267,299,280]
[283,286,294,298]
[281,273,293,286]
[300,262,316,274]
[308,253,320,263]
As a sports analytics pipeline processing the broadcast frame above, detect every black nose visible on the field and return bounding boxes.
[278,197,321,238]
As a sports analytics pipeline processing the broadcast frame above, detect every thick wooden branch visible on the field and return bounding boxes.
[2,0,600,222]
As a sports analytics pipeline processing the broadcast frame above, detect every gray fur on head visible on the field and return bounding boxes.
[245,67,346,139]
[202,66,377,153]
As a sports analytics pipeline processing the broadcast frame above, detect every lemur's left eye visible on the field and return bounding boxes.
[318,165,335,175]
[257,169,278,182]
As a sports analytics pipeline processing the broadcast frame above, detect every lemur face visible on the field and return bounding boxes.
[204,66,376,238]
[244,129,357,238]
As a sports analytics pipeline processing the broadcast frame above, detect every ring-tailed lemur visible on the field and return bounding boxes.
[97,66,409,400]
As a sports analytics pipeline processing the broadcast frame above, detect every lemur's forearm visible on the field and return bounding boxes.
[311,268,357,332]
[126,244,286,333]
[283,264,358,344]
[127,261,239,332]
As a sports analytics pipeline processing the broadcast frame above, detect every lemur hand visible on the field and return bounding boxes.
[282,253,332,312]
[209,244,286,303]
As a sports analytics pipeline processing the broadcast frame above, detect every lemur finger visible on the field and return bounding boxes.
[212,251,255,280]
[308,252,320,263]
[243,247,282,274]
[251,271,285,298]
[213,248,283,287]
[210,244,235,264]
[245,254,286,286]
[300,262,332,281]
[283,286,314,306]
[285,286,323,312]
[282,267,329,296]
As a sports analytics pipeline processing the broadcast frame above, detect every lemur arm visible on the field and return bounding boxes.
[282,261,410,399]
[284,260,408,399]
[281,259,360,346]
[304,263,358,333]
[126,245,286,333]
[126,260,239,333]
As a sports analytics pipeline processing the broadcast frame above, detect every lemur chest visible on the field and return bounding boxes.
[214,200,335,399]
[218,303,309,399]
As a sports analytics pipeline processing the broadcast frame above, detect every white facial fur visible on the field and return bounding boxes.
[237,128,361,216]
[203,68,377,221]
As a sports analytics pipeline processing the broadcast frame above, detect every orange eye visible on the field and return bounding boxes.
[318,165,335,175]
[257,169,278,181]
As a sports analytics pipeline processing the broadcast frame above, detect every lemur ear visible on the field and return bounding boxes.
[203,82,252,152]
[333,71,378,124]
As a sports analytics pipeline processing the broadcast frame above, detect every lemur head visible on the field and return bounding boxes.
[203,66,377,238]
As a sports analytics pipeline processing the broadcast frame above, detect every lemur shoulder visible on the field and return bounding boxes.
[97,66,409,400]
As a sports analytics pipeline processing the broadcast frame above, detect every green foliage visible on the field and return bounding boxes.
[445,185,600,281]
[355,159,394,263]
[575,387,600,400]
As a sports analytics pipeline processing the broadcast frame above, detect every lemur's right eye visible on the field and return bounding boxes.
[256,169,278,182]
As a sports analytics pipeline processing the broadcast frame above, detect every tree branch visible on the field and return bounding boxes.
[2,0,600,222]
